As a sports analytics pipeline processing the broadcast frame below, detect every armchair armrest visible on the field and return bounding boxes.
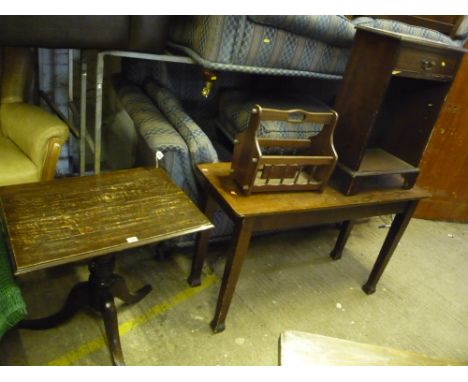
[0,103,69,171]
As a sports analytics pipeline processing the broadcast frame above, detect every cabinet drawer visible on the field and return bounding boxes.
[394,45,460,80]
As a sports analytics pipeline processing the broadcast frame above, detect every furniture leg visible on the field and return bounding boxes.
[20,254,149,365]
[19,282,90,329]
[362,201,419,294]
[110,274,152,305]
[330,220,355,260]
[99,291,125,366]
[210,218,254,333]
[88,255,125,365]
[336,168,360,196]
[402,172,419,189]
[188,195,217,287]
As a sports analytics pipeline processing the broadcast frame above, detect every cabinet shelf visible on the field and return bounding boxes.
[345,148,418,176]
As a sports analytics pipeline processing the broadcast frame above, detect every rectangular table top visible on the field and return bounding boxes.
[0,167,213,275]
[197,163,430,218]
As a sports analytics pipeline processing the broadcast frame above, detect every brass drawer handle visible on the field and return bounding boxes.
[421,59,436,71]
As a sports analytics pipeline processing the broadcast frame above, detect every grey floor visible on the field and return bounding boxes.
[0,216,467,366]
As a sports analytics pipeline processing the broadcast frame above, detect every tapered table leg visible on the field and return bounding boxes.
[188,195,217,287]
[330,220,355,260]
[210,218,254,333]
[362,201,419,294]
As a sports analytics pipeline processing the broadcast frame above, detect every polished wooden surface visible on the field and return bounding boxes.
[198,163,429,218]
[191,163,429,332]
[415,53,468,222]
[0,167,213,275]
[279,330,467,366]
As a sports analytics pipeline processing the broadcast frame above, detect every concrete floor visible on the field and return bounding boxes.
[0,216,467,366]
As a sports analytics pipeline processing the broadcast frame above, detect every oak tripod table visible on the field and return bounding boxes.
[188,163,430,333]
[0,167,213,365]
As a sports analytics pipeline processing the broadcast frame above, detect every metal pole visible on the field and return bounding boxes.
[68,49,74,103]
[80,51,87,176]
[91,51,195,175]
[94,52,105,174]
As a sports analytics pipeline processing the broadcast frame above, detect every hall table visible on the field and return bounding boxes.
[188,163,430,333]
[0,167,213,365]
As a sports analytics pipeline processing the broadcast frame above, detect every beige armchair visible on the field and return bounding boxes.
[0,47,69,187]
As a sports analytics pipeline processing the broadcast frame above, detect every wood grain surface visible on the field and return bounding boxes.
[279,330,467,366]
[0,167,213,275]
[197,163,430,218]
[415,53,468,222]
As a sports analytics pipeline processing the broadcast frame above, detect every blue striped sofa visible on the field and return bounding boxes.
[168,15,467,81]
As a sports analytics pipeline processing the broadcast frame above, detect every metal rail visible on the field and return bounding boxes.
[93,51,196,174]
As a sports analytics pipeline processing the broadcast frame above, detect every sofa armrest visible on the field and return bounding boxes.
[116,81,202,203]
[0,103,69,169]
[144,81,219,166]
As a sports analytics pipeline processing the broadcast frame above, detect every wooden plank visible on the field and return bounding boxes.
[279,330,467,366]
[257,138,311,148]
[260,155,334,166]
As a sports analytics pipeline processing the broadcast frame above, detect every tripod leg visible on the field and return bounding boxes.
[110,274,152,305]
[99,292,125,366]
[19,282,90,330]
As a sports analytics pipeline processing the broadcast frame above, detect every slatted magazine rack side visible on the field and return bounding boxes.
[230,105,339,195]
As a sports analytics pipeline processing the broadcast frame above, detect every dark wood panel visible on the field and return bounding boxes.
[253,201,408,232]
[0,167,213,274]
[334,29,400,170]
[374,77,452,166]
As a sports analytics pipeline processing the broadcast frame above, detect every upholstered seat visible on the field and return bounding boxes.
[0,137,39,186]
[0,47,69,187]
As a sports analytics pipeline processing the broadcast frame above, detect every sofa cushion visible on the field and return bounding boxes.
[169,16,350,79]
[218,90,325,142]
[0,137,40,186]
[248,15,355,47]
[352,17,461,46]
